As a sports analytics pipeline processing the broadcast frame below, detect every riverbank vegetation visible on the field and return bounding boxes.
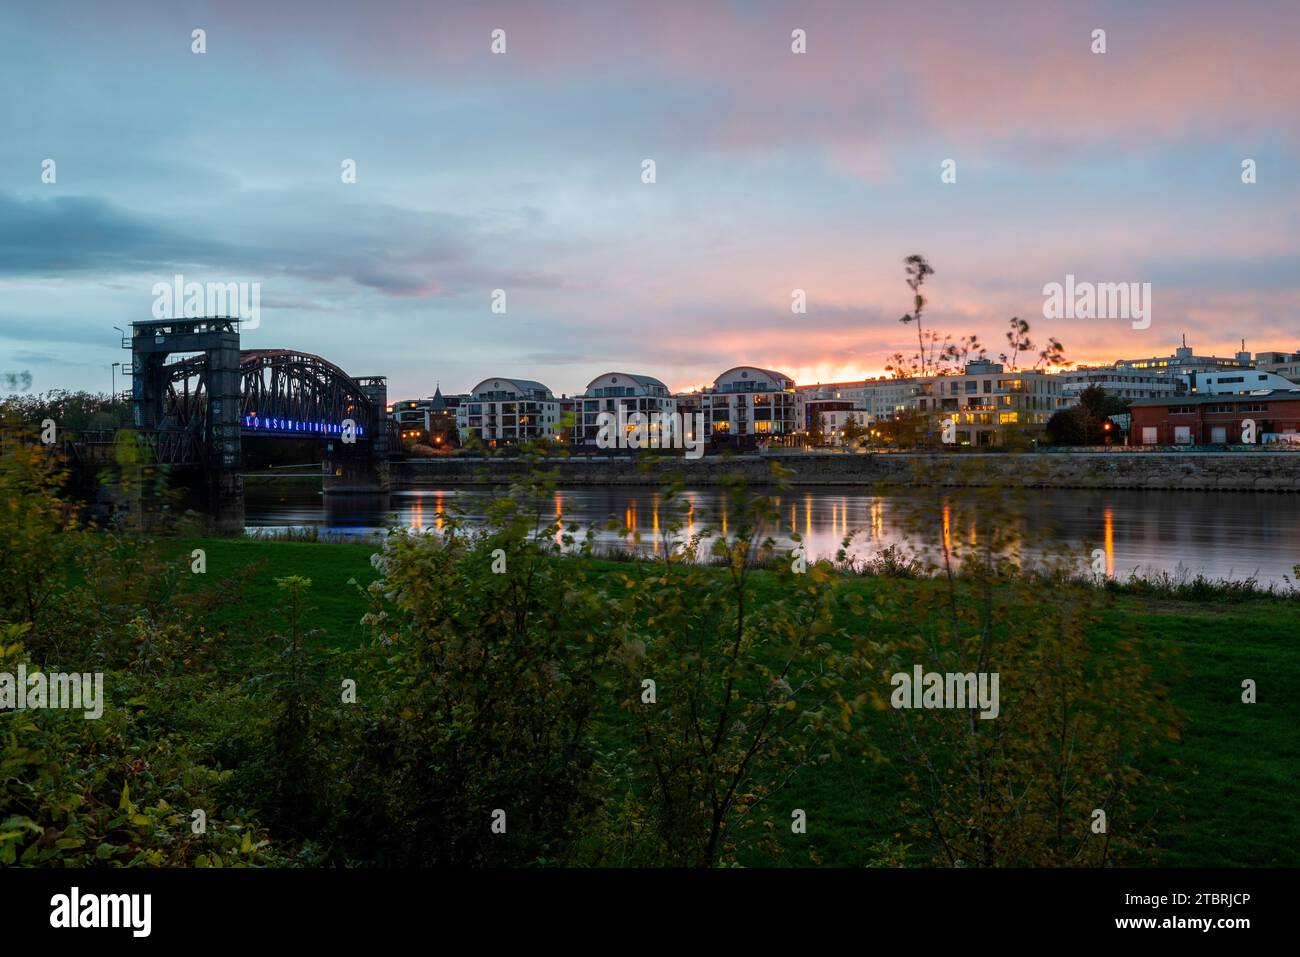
[2,431,1295,868]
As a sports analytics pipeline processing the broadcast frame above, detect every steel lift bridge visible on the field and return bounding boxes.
[88,318,389,531]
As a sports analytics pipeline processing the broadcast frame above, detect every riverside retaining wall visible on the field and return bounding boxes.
[393,450,1300,491]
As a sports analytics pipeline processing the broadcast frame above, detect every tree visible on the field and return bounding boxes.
[0,414,76,629]
[879,464,1183,865]
[555,408,577,445]
[2,389,129,431]
[1047,386,1129,446]
[0,410,286,867]
[1046,407,1088,446]
[601,469,868,866]
[808,412,827,446]
[872,408,929,448]
[1000,317,1068,373]
[895,254,935,376]
[1003,317,1032,371]
[885,256,992,380]
[899,255,935,373]
[842,414,866,448]
[351,451,612,866]
[888,334,987,380]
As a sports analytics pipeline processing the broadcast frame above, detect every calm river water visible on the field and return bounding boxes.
[245,484,1300,587]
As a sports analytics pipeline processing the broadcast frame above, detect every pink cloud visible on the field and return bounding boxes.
[69,1,1300,151]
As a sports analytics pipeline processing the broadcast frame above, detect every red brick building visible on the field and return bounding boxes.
[1129,391,1300,445]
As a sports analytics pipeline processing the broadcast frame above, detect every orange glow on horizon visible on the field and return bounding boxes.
[663,356,1091,393]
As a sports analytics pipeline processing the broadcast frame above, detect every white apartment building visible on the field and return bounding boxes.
[1111,340,1253,378]
[796,377,920,421]
[1055,366,1178,400]
[703,366,800,442]
[576,372,676,446]
[803,401,870,445]
[457,377,562,446]
[1182,369,1300,395]
[914,360,1067,446]
[1059,344,1300,402]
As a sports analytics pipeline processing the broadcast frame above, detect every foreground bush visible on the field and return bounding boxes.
[0,422,1188,867]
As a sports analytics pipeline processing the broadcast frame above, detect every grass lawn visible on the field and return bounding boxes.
[175,536,385,650]
[177,536,1299,867]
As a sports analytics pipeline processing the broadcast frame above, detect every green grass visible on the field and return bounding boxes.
[176,537,384,650]
[1113,599,1299,867]
[176,536,1299,867]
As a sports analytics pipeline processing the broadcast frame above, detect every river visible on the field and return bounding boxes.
[244,483,1300,587]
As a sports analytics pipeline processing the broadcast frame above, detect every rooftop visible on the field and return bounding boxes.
[1129,389,1300,407]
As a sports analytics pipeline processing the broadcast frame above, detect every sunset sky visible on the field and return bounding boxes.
[1,0,1297,400]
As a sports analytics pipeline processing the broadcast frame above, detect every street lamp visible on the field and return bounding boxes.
[111,362,120,399]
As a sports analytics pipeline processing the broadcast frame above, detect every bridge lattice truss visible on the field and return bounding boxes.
[163,349,378,440]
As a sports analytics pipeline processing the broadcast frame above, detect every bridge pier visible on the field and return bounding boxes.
[209,469,245,534]
[207,328,244,533]
[322,439,390,494]
[322,374,391,496]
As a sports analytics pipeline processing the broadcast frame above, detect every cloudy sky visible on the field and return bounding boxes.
[1,0,1297,400]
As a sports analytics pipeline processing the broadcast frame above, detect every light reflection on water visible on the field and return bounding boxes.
[245,485,1300,586]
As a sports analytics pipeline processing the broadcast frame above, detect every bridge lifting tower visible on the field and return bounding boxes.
[129,317,243,532]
